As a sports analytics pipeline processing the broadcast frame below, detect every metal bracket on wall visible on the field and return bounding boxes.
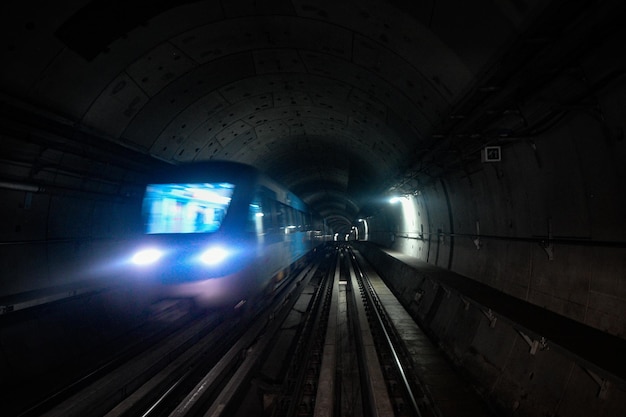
[438,227,445,245]
[473,220,482,250]
[517,330,548,355]
[540,218,554,261]
[482,308,497,328]
[585,368,610,399]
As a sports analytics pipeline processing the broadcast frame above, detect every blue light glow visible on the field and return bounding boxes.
[132,248,163,265]
[200,246,230,265]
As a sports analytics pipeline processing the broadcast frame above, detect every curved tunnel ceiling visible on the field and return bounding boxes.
[1,0,561,234]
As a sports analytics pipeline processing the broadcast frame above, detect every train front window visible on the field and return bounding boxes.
[142,182,235,234]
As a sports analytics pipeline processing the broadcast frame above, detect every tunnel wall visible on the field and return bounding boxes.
[0,189,142,296]
[355,242,626,417]
[430,104,626,340]
[0,134,148,299]
[365,36,626,341]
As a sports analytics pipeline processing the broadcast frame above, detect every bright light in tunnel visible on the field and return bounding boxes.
[356,218,369,240]
[132,248,163,265]
[390,194,421,251]
[389,196,406,204]
[200,246,230,265]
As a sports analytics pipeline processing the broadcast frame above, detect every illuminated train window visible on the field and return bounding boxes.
[142,183,235,234]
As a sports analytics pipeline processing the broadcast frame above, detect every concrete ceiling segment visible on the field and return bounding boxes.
[303,187,361,216]
[254,134,385,204]
[0,0,547,232]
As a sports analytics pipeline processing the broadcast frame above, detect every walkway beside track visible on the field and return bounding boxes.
[353,249,493,417]
[354,242,626,417]
[356,243,626,386]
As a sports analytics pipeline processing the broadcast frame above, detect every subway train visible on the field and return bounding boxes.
[128,161,327,309]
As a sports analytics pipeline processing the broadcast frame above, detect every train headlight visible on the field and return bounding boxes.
[132,248,163,265]
[200,246,230,265]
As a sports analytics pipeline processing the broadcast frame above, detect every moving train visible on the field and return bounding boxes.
[128,161,327,309]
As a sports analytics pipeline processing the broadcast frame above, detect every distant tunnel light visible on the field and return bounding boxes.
[389,196,404,204]
[132,248,163,265]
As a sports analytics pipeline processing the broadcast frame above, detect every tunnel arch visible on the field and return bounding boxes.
[2,1,626,415]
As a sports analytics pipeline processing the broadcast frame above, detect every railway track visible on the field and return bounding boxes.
[17,245,444,417]
[284,245,439,417]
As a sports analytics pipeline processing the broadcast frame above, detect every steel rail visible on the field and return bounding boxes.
[102,316,237,417]
[348,247,425,417]
[313,251,341,417]
[17,300,204,417]
[39,308,224,417]
[168,262,319,417]
[346,248,396,417]
[275,248,336,417]
[201,262,320,417]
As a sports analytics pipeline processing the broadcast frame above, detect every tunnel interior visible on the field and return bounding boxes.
[1,1,626,416]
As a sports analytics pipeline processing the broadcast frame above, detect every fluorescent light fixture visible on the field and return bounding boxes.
[132,248,163,265]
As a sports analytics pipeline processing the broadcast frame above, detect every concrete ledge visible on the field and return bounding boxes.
[0,280,107,315]
[355,242,626,416]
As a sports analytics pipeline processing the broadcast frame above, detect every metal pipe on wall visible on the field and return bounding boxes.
[0,180,44,193]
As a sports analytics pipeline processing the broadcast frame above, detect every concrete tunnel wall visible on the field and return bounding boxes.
[367,104,626,341]
[0,159,148,298]
[356,29,626,416]
[363,30,626,341]
[354,243,626,417]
